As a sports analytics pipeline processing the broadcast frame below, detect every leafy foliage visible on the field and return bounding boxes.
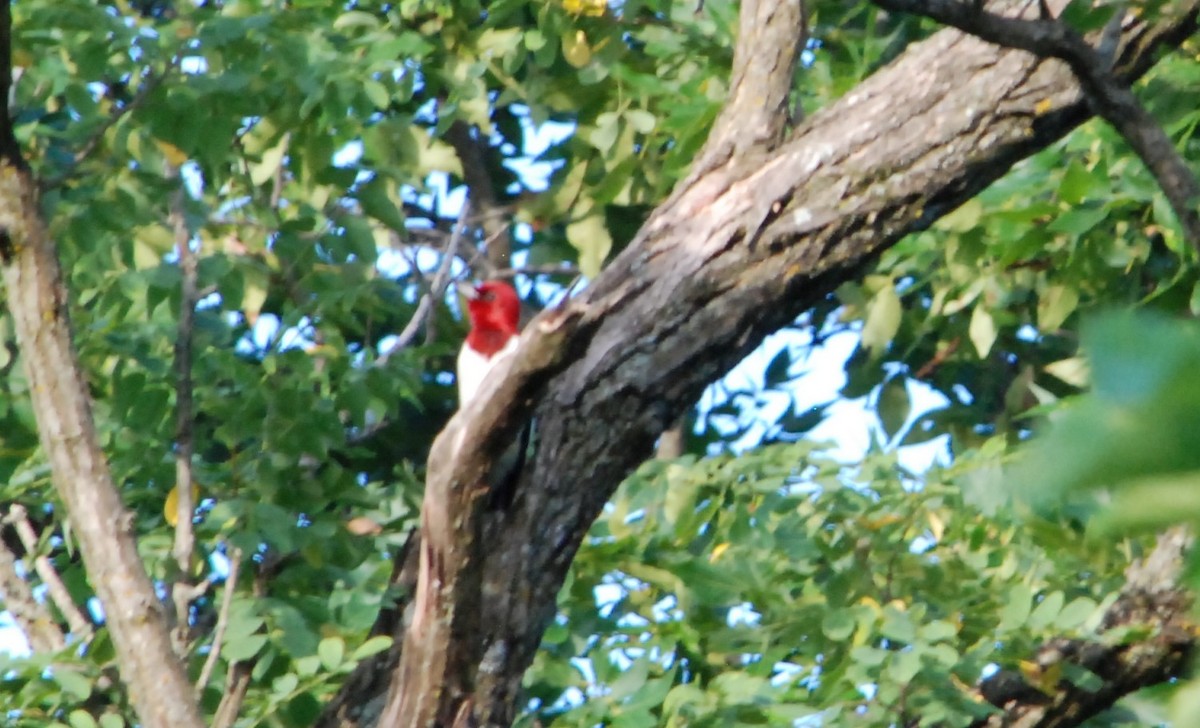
[533,442,1136,727]
[0,0,1198,725]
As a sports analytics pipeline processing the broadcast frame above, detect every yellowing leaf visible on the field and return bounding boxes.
[164,483,201,527]
[709,542,730,562]
[249,134,289,187]
[563,0,607,16]
[562,30,592,68]
[346,517,382,536]
[969,305,997,358]
[861,513,903,530]
[133,225,173,270]
[1044,356,1090,387]
[242,266,269,325]
[927,510,946,541]
[155,139,188,166]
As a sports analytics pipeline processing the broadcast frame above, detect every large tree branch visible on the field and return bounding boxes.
[0,5,204,725]
[873,0,1200,249]
[340,0,1200,725]
[973,528,1193,727]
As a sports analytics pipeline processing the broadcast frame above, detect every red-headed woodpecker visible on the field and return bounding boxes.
[456,279,521,405]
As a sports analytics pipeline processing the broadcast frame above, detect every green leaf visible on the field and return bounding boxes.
[999,583,1033,633]
[1057,160,1094,205]
[363,80,390,110]
[356,177,406,230]
[223,633,268,662]
[1172,676,1200,724]
[1046,206,1107,235]
[1056,597,1097,630]
[861,284,901,354]
[1037,285,1078,333]
[877,376,910,441]
[607,659,649,701]
[936,199,982,232]
[333,10,381,30]
[886,650,921,683]
[53,669,92,701]
[318,636,346,671]
[352,635,394,660]
[68,710,98,728]
[589,112,620,153]
[821,609,856,641]
[566,209,613,279]
[625,109,656,134]
[98,716,124,728]
[880,605,915,644]
[1027,590,1063,631]
[1093,471,1200,534]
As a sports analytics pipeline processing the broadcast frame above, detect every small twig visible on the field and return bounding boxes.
[6,505,92,640]
[0,528,63,652]
[491,263,582,280]
[268,133,290,209]
[42,54,182,190]
[196,546,242,693]
[913,336,961,380]
[169,165,199,655]
[379,201,470,364]
[872,0,1200,251]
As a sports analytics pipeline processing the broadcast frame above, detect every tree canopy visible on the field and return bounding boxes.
[0,0,1199,727]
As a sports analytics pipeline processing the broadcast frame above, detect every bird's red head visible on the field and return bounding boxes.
[461,280,520,357]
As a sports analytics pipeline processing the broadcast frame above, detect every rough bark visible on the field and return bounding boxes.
[0,5,203,724]
[346,0,1200,724]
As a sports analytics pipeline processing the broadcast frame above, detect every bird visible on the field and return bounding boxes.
[455,278,529,509]
[456,279,521,406]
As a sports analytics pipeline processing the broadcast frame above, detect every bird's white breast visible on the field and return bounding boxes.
[456,335,519,406]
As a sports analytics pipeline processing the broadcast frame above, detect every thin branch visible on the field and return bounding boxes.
[378,201,470,364]
[214,556,274,728]
[5,505,92,641]
[169,166,198,655]
[212,664,252,728]
[872,0,1200,250]
[268,133,290,209]
[0,530,63,653]
[490,263,581,280]
[196,547,242,693]
[445,120,511,272]
[42,54,182,190]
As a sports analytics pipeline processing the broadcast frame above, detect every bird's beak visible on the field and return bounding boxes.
[456,280,479,300]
